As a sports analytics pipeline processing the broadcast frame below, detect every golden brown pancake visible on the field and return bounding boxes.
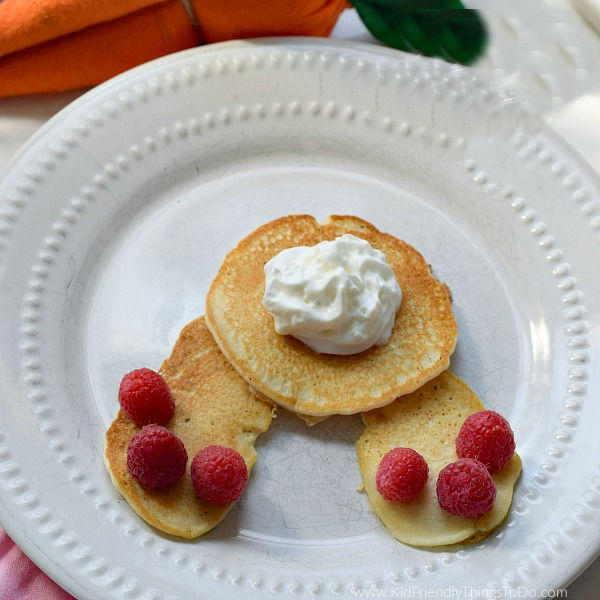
[205,215,458,417]
[356,371,521,547]
[104,317,275,539]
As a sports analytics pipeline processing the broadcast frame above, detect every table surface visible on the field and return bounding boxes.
[1,6,599,599]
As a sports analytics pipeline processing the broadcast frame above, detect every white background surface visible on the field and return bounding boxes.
[1,5,599,598]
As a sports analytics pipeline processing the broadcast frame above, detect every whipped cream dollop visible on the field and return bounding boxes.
[263,234,402,355]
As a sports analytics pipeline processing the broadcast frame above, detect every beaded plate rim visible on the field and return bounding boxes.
[0,38,599,599]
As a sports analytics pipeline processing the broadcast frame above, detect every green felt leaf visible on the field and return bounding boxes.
[351,0,488,65]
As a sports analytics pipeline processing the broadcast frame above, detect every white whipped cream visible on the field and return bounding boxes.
[263,234,402,355]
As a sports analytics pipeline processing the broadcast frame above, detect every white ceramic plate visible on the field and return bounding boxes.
[1,39,599,600]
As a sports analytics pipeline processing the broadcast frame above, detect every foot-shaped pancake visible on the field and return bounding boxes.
[356,372,521,546]
[205,215,457,417]
[104,317,274,539]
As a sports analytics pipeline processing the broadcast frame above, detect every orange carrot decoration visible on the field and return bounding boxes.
[0,1,486,98]
[0,0,349,97]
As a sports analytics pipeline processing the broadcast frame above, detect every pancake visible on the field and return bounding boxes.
[104,317,275,539]
[205,215,457,417]
[356,371,521,547]
[296,413,328,426]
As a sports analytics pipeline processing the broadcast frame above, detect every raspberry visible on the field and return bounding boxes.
[375,447,429,501]
[127,425,187,490]
[191,445,248,505]
[455,410,515,474]
[119,368,175,426]
[436,458,496,518]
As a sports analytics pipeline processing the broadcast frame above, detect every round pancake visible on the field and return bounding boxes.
[104,317,275,539]
[205,215,457,416]
[356,371,521,547]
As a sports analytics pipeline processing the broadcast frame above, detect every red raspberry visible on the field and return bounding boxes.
[375,447,429,501]
[436,458,496,518]
[455,410,515,474]
[191,445,248,505]
[127,424,187,490]
[119,368,175,426]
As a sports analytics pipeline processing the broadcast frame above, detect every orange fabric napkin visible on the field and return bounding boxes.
[0,0,349,97]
